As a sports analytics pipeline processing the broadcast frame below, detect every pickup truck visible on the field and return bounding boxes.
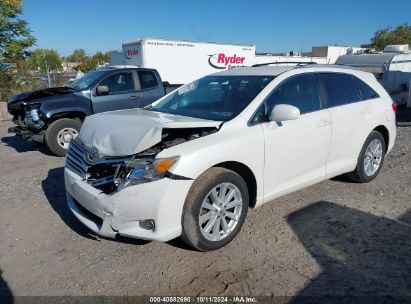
[7,67,167,156]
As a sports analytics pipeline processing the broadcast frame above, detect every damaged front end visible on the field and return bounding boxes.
[7,86,75,142]
[8,101,46,142]
[66,127,218,194]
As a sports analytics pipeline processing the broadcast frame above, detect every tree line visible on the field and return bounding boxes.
[0,0,112,101]
[27,48,111,73]
[1,0,411,102]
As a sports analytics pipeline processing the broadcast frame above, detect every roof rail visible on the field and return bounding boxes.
[252,61,318,67]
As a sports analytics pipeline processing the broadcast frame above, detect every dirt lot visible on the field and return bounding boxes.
[0,108,410,300]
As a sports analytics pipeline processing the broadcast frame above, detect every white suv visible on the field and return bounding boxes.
[64,65,396,251]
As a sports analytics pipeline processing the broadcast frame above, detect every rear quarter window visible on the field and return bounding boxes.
[354,77,380,100]
[316,73,361,108]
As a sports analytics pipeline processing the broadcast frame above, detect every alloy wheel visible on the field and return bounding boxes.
[363,138,383,176]
[199,183,243,242]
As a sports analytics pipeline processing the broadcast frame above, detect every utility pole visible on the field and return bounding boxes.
[43,50,51,88]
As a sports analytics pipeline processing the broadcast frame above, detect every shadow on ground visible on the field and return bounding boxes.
[1,135,53,155]
[288,201,411,301]
[1,135,38,153]
[42,167,151,246]
[396,106,411,126]
[0,269,13,304]
[42,167,98,241]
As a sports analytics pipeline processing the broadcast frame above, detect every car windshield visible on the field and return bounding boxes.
[151,75,274,121]
[67,70,107,90]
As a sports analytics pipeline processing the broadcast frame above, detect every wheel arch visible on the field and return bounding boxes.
[47,111,87,125]
[212,161,258,208]
[373,125,389,153]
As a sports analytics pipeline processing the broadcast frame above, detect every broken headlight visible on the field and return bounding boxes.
[30,109,40,122]
[117,156,179,189]
[26,103,43,125]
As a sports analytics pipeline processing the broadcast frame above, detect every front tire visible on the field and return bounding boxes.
[346,130,386,183]
[181,167,249,251]
[44,118,82,157]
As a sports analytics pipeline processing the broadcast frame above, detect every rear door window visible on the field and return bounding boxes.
[138,71,158,90]
[316,73,361,107]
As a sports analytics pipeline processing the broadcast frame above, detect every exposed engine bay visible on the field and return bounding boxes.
[136,127,218,157]
[66,126,219,194]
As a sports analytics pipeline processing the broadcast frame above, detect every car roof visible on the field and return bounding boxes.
[212,64,369,77]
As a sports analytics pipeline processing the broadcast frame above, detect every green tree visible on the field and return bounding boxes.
[67,48,87,62]
[0,0,36,101]
[28,48,62,71]
[370,23,411,51]
[0,0,35,63]
[74,51,111,73]
[92,51,110,65]
[75,57,96,73]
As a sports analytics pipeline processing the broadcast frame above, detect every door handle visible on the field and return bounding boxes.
[130,95,140,100]
[317,120,330,128]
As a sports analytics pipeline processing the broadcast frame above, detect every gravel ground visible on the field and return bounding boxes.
[0,108,410,300]
[0,103,12,121]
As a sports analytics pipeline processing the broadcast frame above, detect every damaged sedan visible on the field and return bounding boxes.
[65,65,396,251]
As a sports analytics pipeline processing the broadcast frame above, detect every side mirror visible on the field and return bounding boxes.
[269,104,300,122]
[162,81,170,87]
[96,85,110,96]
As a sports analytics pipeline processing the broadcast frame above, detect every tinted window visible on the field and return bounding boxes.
[251,74,321,125]
[151,76,273,121]
[266,74,321,115]
[316,73,361,107]
[355,77,379,100]
[138,71,158,90]
[99,72,134,93]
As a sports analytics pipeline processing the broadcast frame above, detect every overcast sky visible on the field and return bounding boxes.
[23,0,411,56]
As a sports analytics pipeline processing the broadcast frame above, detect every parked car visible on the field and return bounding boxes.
[7,67,166,156]
[65,65,396,251]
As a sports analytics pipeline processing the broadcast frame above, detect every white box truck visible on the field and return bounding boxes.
[122,38,256,85]
[336,45,411,106]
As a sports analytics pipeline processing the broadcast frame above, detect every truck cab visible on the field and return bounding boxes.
[7,67,166,156]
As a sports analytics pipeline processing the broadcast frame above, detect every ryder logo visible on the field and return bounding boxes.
[208,53,246,69]
[125,49,139,59]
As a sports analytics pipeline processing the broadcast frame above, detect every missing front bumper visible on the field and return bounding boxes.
[8,126,44,142]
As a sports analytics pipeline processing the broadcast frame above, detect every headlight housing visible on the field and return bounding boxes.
[26,103,41,123]
[118,156,179,189]
[30,109,40,122]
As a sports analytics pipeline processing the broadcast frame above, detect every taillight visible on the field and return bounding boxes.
[392,104,397,111]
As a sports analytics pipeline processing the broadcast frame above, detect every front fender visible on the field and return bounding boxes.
[157,122,265,201]
[40,94,93,120]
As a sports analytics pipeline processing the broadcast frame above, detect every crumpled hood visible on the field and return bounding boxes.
[8,87,74,104]
[7,87,76,114]
[79,109,222,156]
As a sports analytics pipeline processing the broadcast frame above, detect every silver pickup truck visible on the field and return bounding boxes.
[8,67,168,156]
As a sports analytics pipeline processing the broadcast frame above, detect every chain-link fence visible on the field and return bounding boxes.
[0,67,77,103]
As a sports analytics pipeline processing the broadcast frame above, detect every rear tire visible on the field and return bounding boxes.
[181,167,248,251]
[45,118,82,157]
[346,130,386,183]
